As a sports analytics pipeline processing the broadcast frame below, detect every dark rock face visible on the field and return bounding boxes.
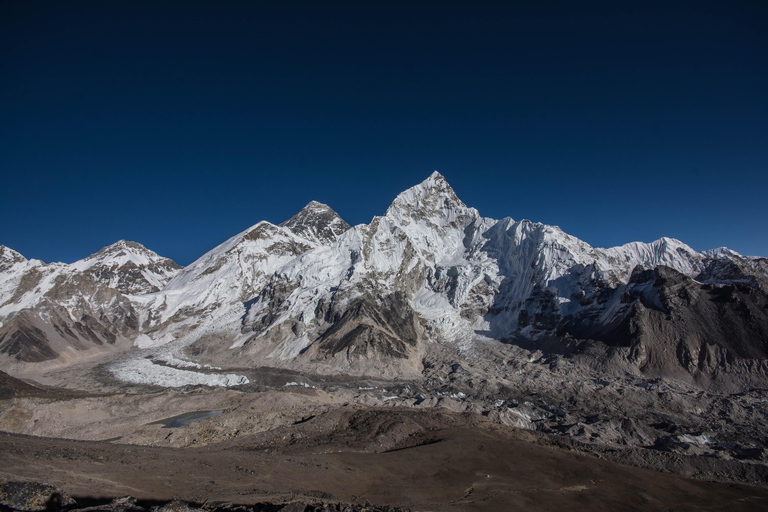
[0,313,58,363]
[558,265,768,388]
[315,292,423,360]
[279,202,351,245]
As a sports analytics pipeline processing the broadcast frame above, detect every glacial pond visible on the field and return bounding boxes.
[148,410,224,428]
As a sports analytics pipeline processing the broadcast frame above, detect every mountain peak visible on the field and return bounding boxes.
[304,200,330,210]
[79,240,166,266]
[280,201,351,245]
[0,245,25,262]
[386,171,467,221]
[0,245,27,271]
[70,240,181,294]
[98,240,153,256]
[703,247,742,259]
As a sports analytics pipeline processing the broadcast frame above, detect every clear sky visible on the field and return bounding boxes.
[2,1,766,265]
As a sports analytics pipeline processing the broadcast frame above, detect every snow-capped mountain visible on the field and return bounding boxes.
[132,202,350,345]
[279,200,351,245]
[0,241,181,365]
[1,172,767,387]
[131,172,768,382]
[70,240,181,295]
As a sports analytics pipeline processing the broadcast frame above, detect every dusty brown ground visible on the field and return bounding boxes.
[2,406,768,512]
[3,361,768,511]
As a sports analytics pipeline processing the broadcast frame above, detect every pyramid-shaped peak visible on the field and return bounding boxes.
[67,239,181,294]
[428,170,445,180]
[74,240,179,272]
[87,240,164,262]
[100,240,153,254]
[280,201,351,245]
[419,170,451,190]
[386,171,467,220]
[303,200,331,210]
[0,245,27,267]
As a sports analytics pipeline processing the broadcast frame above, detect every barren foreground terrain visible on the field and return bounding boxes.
[2,365,768,511]
[3,407,768,512]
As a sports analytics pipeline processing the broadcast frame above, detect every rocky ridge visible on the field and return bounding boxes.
[1,172,767,389]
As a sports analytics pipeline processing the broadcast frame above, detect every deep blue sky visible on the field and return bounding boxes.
[2,1,766,265]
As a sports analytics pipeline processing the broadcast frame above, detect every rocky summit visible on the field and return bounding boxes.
[1,173,767,510]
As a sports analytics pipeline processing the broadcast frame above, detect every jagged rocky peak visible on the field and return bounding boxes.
[279,200,351,245]
[71,240,181,295]
[386,171,469,221]
[0,246,27,270]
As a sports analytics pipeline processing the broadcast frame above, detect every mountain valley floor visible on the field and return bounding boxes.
[2,401,768,512]
[2,342,768,512]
